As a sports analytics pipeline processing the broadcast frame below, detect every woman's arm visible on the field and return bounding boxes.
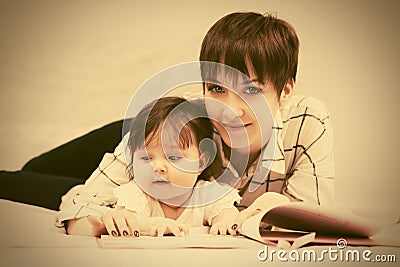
[66,216,107,237]
[281,96,335,205]
[54,140,132,230]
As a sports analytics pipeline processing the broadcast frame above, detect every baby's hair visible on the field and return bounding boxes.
[200,11,299,96]
[127,96,215,181]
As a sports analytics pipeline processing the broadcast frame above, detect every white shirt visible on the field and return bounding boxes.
[113,180,241,227]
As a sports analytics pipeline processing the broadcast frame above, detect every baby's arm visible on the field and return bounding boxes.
[56,140,131,235]
[209,207,239,236]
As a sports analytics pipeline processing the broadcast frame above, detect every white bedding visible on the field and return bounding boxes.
[1,199,399,267]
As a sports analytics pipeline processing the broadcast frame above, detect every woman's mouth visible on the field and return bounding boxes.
[222,122,250,132]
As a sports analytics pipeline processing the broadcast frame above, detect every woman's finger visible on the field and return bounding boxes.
[231,208,262,234]
[227,224,237,236]
[125,214,140,237]
[218,225,227,236]
[113,214,130,237]
[101,214,119,236]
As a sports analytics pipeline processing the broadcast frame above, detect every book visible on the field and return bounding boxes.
[100,192,400,249]
[238,193,400,248]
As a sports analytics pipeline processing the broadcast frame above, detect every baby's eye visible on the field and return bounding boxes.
[244,86,261,94]
[168,155,182,161]
[140,156,151,161]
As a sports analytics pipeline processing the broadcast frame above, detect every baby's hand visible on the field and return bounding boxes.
[209,207,239,236]
[145,217,189,237]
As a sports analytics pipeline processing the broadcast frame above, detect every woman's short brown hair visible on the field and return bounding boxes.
[200,12,299,95]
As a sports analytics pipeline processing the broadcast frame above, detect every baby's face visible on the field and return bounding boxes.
[132,136,202,203]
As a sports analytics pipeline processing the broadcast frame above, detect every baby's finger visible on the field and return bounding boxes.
[149,226,158,237]
[101,214,119,237]
[179,224,189,236]
[170,226,182,237]
[209,225,218,235]
[164,221,181,236]
[157,225,167,237]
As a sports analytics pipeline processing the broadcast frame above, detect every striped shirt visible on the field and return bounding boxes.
[54,95,334,226]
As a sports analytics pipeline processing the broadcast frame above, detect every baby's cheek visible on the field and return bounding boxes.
[132,162,157,188]
[134,161,152,173]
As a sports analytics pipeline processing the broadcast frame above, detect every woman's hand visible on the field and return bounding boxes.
[100,207,189,237]
[66,207,188,237]
[100,207,141,237]
[230,192,289,234]
[66,216,106,237]
[229,207,263,235]
[66,207,139,237]
[209,207,239,236]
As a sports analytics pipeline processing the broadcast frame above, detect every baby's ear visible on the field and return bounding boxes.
[199,152,210,172]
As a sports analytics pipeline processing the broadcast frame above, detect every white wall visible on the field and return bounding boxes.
[1,0,399,217]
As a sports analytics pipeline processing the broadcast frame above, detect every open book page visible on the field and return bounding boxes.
[238,192,290,244]
[262,202,391,237]
[237,192,400,248]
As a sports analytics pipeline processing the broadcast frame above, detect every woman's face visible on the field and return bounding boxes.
[203,67,279,155]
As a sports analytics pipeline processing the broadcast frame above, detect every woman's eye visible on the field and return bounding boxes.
[140,156,150,161]
[244,86,261,94]
[168,155,182,161]
[208,85,225,93]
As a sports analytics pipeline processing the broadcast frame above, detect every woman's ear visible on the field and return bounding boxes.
[279,78,294,106]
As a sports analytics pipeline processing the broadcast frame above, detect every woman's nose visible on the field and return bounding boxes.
[222,96,244,120]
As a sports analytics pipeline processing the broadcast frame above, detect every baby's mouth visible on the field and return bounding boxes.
[152,180,169,185]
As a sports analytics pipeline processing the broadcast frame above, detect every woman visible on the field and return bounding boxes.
[56,11,334,237]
